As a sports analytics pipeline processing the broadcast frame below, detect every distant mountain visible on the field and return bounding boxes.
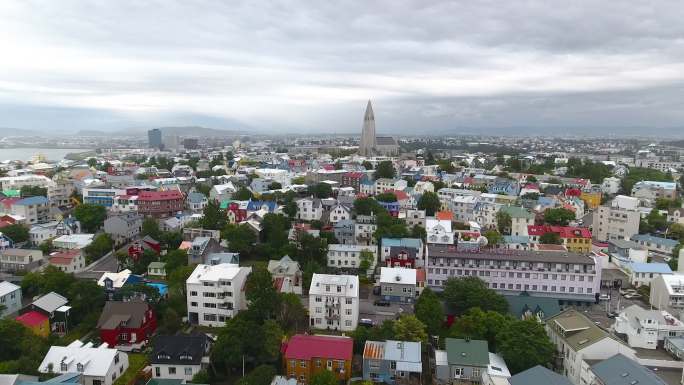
[75,125,245,138]
[0,127,41,137]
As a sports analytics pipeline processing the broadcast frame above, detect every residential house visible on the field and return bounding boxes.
[498,206,535,237]
[38,340,129,385]
[504,294,561,322]
[104,214,142,246]
[186,263,252,327]
[11,196,50,224]
[481,353,510,385]
[426,245,601,304]
[614,304,684,350]
[267,255,303,295]
[150,334,211,382]
[585,354,668,385]
[405,209,426,229]
[308,273,359,331]
[327,244,377,272]
[434,338,489,384]
[363,340,422,384]
[649,274,684,314]
[137,190,185,218]
[628,262,672,288]
[0,281,21,318]
[52,234,94,250]
[329,204,351,224]
[342,172,365,192]
[209,183,236,202]
[375,178,407,194]
[333,220,355,245]
[508,365,572,385]
[186,192,208,213]
[16,310,50,337]
[630,234,679,256]
[631,181,677,201]
[355,214,377,246]
[379,267,417,303]
[545,309,636,385]
[296,197,323,221]
[148,262,167,278]
[426,218,454,245]
[82,188,124,207]
[49,249,85,273]
[23,292,70,334]
[282,334,353,385]
[187,237,223,265]
[97,269,143,298]
[381,238,424,267]
[593,196,641,242]
[601,177,621,195]
[97,301,157,351]
[0,248,43,272]
[527,226,592,253]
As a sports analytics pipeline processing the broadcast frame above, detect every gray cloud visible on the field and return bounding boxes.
[1,0,684,135]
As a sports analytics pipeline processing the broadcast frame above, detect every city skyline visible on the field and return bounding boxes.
[2,2,684,136]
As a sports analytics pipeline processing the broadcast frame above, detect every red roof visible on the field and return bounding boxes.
[345,172,364,179]
[49,249,81,265]
[436,211,453,221]
[528,225,591,238]
[393,190,409,201]
[16,311,48,327]
[565,188,582,197]
[137,190,184,201]
[283,334,353,361]
[0,198,19,210]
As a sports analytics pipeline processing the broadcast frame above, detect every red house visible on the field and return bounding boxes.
[226,202,247,223]
[97,301,157,350]
[128,235,161,260]
[137,190,184,217]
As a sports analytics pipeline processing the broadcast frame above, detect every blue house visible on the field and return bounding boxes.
[363,340,422,384]
[246,199,277,213]
[488,180,520,196]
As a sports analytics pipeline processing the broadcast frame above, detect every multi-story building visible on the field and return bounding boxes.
[329,204,351,224]
[268,255,303,295]
[308,273,359,331]
[82,188,125,208]
[333,220,355,245]
[375,178,407,194]
[341,172,365,192]
[11,196,50,224]
[137,190,185,217]
[628,262,672,288]
[433,338,490,384]
[186,263,252,327]
[405,209,426,229]
[593,196,641,242]
[379,267,417,303]
[426,218,454,245]
[631,181,677,201]
[282,334,353,385]
[630,234,679,256]
[650,274,684,314]
[355,214,377,246]
[380,238,424,268]
[545,309,636,385]
[97,301,157,351]
[38,340,129,385]
[0,281,22,318]
[614,304,684,350]
[527,225,592,253]
[586,354,667,385]
[111,194,139,213]
[296,198,323,221]
[327,244,377,271]
[426,245,601,304]
[0,248,44,272]
[104,214,142,246]
[498,206,535,237]
[49,249,86,273]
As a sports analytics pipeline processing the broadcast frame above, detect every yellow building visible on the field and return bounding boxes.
[580,191,602,210]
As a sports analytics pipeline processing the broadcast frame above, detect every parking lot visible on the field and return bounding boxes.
[582,268,648,329]
[358,284,414,325]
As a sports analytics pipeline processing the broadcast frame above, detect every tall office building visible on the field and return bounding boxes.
[148,128,162,149]
[358,100,376,157]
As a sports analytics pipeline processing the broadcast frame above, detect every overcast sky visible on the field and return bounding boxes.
[2,1,684,136]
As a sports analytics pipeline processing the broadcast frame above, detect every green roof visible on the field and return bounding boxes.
[546,309,611,351]
[219,199,235,209]
[445,338,489,367]
[2,189,20,197]
[499,205,534,219]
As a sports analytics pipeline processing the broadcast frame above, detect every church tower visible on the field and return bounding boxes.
[358,100,376,157]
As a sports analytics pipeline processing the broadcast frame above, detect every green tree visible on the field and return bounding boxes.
[158,307,182,335]
[87,158,98,168]
[362,161,373,170]
[376,192,398,202]
[443,277,508,315]
[410,225,427,241]
[201,200,226,230]
[354,197,381,216]
[496,211,512,235]
[141,218,161,240]
[163,249,188,274]
[189,370,212,384]
[38,238,54,255]
[222,223,257,255]
[646,209,668,232]
[245,265,281,320]
[309,183,333,199]
[1,224,29,243]
[449,308,509,351]
[73,204,107,232]
[375,161,396,179]
[414,288,444,336]
[543,208,575,226]
[483,230,503,247]
[19,185,47,198]
[359,250,375,271]
[84,233,113,263]
[277,292,308,333]
[310,370,339,385]
[235,365,276,385]
[262,213,290,252]
[258,319,284,363]
[267,181,282,190]
[393,315,427,342]
[161,231,183,249]
[234,187,254,201]
[417,191,441,216]
[539,232,562,244]
[497,319,554,374]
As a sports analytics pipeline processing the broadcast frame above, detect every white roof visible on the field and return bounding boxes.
[0,281,20,297]
[186,263,250,284]
[426,218,452,233]
[38,340,123,377]
[53,234,95,249]
[328,244,376,252]
[380,267,417,285]
[435,350,448,366]
[97,269,132,289]
[486,352,511,378]
[309,273,359,298]
[659,274,684,295]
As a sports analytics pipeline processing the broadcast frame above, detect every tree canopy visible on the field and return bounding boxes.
[417,191,441,216]
[375,161,396,179]
[414,288,444,336]
[543,208,575,226]
[443,277,508,315]
[73,203,108,232]
[1,224,29,243]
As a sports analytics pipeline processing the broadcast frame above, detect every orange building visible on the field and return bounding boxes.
[282,334,353,384]
[580,191,602,210]
[16,310,49,337]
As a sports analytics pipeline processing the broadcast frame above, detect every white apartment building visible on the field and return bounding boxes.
[426,218,454,245]
[405,209,426,229]
[650,274,684,315]
[329,204,351,224]
[614,304,684,350]
[601,177,621,195]
[309,273,359,332]
[374,178,407,194]
[426,245,601,303]
[327,244,377,271]
[592,196,641,242]
[355,215,377,246]
[448,195,478,223]
[546,309,636,385]
[296,198,323,221]
[38,340,129,385]
[186,263,252,327]
[0,281,22,318]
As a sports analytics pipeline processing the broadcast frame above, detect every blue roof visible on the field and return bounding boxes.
[14,196,49,205]
[187,192,206,203]
[631,234,679,248]
[630,262,673,274]
[503,235,530,244]
[247,200,277,212]
[146,282,168,296]
[19,373,81,385]
[591,354,668,385]
[381,238,422,250]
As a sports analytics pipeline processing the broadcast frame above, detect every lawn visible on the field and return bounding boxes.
[114,353,148,385]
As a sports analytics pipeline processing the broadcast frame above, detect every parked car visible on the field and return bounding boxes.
[372,286,381,295]
[599,294,611,301]
[624,293,642,299]
[607,312,618,319]
[359,318,374,327]
[374,300,391,307]
[620,288,637,296]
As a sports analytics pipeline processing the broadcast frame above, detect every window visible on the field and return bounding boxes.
[115,353,120,364]
[185,367,193,375]
[61,363,68,371]
[168,367,176,375]
[155,367,160,377]
[300,360,306,368]
[472,368,481,378]
[454,367,464,377]
[345,320,352,326]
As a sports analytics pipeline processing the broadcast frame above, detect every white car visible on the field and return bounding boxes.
[599,294,611,301]
[624,293,643,299]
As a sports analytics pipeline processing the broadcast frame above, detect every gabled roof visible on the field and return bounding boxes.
[509,365,572,385]
[16,310,48,327]
[283,335,353,361]
[13,196,49,206]
[32,292,68,313]
[505,294,561,320]
[591,354,668,385]
[96,301,150,330]
[38,340,120,377]
[150,334,208,365]
[546,309,617,351]
[0,281,20,297]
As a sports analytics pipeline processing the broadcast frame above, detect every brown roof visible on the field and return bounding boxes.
[427,244,595,265]
[96,301,150,330]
